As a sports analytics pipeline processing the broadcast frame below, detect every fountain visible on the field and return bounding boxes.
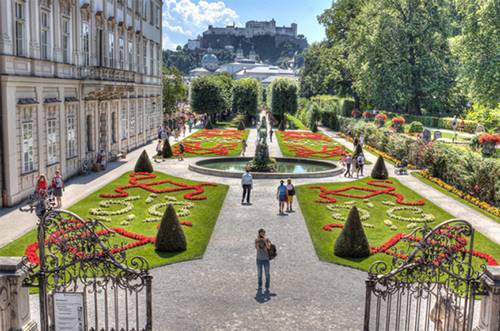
[248,121,277,172]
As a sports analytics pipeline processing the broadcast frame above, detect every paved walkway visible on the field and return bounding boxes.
[320,127,500,245]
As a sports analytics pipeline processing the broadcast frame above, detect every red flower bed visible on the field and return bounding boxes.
[322,224,498,266]
[375,113,388,122]
[362,111,372,119]
[173,129,243,156]
[99,172,216,200]
[309,180,425,205]
[281,131,347,159]
[392,117,406,125]
[479,134,500,145]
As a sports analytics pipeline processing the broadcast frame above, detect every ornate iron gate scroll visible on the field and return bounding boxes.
[20,193,152,331]
[363,219,486,331]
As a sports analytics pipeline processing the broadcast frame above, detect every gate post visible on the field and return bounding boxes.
[474,266,500,331]
[0,257,37,331]
[363,279,375,331]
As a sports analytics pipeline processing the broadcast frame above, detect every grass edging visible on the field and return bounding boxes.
[412,172,500,224]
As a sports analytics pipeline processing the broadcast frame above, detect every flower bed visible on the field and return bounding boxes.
[0,171,229,269]
[296,177,500,271]
[276,130,348,160]
[172,129,249,157]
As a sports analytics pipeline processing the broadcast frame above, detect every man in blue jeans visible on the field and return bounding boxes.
[255,228,271,291]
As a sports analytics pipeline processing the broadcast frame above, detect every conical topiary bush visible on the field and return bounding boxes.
[155,204,187,252]
[162,139,173,158]
[134,150,154,173]
[204,118,213,129]
[237,121,245,131]
[334,206,370,258]
[278,120,286,131]
[371,156,388,179]
[310,122,318,132]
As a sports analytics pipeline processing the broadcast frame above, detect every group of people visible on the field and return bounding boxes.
[341,137,365,178]
[35,170,64,208]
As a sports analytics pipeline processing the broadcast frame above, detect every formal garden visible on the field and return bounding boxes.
[172,128,249,157]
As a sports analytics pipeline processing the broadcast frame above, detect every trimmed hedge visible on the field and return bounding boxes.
[134,150,154,173]
[382,112,479,133]
[371,156,388,179]
[340,118,500,207]
[334,206,370,258]
[155,204,187,252]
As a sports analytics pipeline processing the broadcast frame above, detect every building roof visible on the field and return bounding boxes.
[235,66,295,76]
[189,67,209,74]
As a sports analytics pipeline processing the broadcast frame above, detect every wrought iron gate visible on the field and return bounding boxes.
[363,219,486,331]
[20,193,152,331]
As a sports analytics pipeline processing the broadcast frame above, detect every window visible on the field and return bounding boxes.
[67,107,77,158]
[15,2,25,56]
[82,22,90,66]
[121,106,128,139]
[128,41,133,71]
[136,38,141,73]
[108,31,114,67]
[150,44,154,75]
[149,1,154,25]
[143,0,148,19]
[21,108,34,173]
[119,36,124,69]
[86,115,93,152]
[97,29,103,67]
[137,102,144,133]
[41,11,50,60]
[47,107,58,164]
[155,5,161,28]
[62,19,70,63]
[151,103,157,129]
[111,112,117,143]
[143,44,147,74]
[129,104,136,136]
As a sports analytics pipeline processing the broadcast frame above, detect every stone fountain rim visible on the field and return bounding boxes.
[188,156,345,179]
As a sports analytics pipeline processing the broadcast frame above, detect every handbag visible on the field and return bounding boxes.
[268,243,277,260]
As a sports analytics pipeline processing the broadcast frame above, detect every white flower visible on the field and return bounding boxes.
[390,225,398,231]
[384,219,393,227]
[120,221,129,226]
[327,203,370,221]
[387,206,435,223]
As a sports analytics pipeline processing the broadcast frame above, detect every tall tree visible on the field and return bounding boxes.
[299,42,336,98]
[454,0,500,107]
[162,66,187,115]
[232,78,261,119]
[190,76,226,118]
[269,78,299,123]
[348,0,456,115]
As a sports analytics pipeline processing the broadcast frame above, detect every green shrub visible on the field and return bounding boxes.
[371,156,389,179]
[155,204,187,252]
[134,150,154,173]
[334,207,370,258]
[162,139,173,158]
[237,121,245,130]
[408,121,424,133]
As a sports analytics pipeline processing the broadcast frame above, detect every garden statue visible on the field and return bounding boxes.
[258,122,267,145]
[250,120,277,172]
[422,129,431,144]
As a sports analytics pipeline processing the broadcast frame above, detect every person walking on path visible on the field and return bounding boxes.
[178,142,185,161]
[286,178,295,212]
[51,170,64,208]
[342,154,353,178]
[156,140,163,158]
[255,228,271,291]
[241,139,247,156]
[269,128,274,142]
[356,153,365,178]
[277,180,288,215]
[241,169,253,204]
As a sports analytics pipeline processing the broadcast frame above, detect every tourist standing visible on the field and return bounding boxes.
[276,180,288,215]
[156,140,163,158]
[241,169,253,204]
[286,179,295,212]
[160,127,168,141]
[188,118,193,132]
[356,153,365,178]
[269,128,274,142]
[241,139,247,156]
[51,170,64,208]
[35,174,48,198]
[157,126,163,140]
[255,229,271,292]
[343,155,353,178]
[178,142,185,161]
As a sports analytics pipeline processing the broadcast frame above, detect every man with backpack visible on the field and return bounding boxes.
[255,228,276,292]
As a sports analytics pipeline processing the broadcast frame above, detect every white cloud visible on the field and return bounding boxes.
[162,0,240,49]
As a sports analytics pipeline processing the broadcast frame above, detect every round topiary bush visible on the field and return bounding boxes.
[155,204,187,252]
[408,121,424,134]
[371,156,388,179]
[134,150,154,173]
[162,139,173,158]
[334,206,370,258]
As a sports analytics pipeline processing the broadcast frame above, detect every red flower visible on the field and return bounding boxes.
[478,134,500,145]
[392,117,406,125]
[351,110,361,118]
[375,113,388,122]
[362,111,372,119]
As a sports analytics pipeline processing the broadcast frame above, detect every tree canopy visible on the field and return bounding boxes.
[190,75,233,115]
[162,66,187,115]
[232,78,261,118]
[269,77,299,119]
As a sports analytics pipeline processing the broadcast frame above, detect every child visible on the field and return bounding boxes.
[343,155,353,178]
[178,142,185,161]
[356,153,365,178]
[35,174,48,198]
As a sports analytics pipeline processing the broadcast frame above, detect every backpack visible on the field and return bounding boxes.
[268,244,277,260]
[357,155,364,165]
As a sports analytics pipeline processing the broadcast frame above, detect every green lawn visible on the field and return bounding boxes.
[296,177,500,272]
[215,114,247,129]
[276,130,352,161]
[285,113,308,130]
[172,129,249,158]
[412,172,500,223]
[0,171,229,268]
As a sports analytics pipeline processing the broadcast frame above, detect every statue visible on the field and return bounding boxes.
[249,120,276,172]
[258,123,267,145]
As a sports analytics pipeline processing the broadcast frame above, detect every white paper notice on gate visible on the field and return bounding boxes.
[53,292,86,331]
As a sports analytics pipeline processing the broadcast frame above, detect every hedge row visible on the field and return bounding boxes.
[382,112,479,133]
[339,118,500,207]
[297,96,354,130]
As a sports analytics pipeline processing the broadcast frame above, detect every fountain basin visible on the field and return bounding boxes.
[189,157,344,179]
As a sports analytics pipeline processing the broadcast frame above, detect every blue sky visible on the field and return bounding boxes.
[163,0,332,49]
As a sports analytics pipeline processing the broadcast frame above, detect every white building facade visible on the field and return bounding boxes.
[0,0,163,207]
